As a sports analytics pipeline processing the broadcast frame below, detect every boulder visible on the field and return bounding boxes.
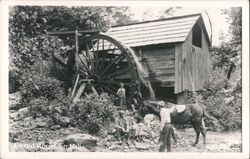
[63,134,98,152]
[17,107,30,118]
[9,112,19,120]
[9,107,29,120]
[135,142,151,150]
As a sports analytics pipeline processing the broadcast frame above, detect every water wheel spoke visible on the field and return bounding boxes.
[77,67,89,77]
[101,67,132,79]
[100,80,131,87]
[85,42,95,73]
[105,55,126,76]
[93,36,100,74]
[99,86,105,94]
[98,45,118,75]
[78,55,93,76]
[97,42,114,74]
[100,83,117,95]
[103,83,118,93]
[72,34,140,105]
[81,51,91,67]
[99,54,125,77]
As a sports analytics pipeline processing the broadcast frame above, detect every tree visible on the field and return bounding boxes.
[202,8,242,130]
[159,7,182,19]
[9,6,135,93]
[210,8,242,78]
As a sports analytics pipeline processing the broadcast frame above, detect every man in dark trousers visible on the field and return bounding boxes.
[158,101,177,152]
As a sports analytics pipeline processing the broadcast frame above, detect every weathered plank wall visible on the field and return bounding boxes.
[174,23,210,94]
[140,46,175,87]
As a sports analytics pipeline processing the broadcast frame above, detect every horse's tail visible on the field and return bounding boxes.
[202,109,223,131]
[202,109,216,121]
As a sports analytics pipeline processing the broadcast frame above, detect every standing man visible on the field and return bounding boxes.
[158,101,177,152]
[117,83,126,110]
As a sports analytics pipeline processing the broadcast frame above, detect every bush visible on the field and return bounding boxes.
[199,70,242,130]
[9,67,21,94]
[71,93,118,135]
[29,97,50,118]
[19,71,64,102]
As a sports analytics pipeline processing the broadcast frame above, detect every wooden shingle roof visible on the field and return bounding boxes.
[107,13,208,47]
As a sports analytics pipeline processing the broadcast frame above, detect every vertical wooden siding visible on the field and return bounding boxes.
[174,28,210,94]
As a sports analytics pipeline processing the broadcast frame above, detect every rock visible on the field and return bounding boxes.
[106,141,112,147]
[53,139,63,146]
[10,107,30,120]
[54,107,62,114]
[51,125,61,130]
[144,114,155,125]
[106,135,115,141]
[109,145,121,150]
[59,117,71,127]
[35,117,48,128]
[9,92,22,110]
[63,134,98,152]
[17,107,30,118]
[62,129,72,135]
[224,97,235,105]
[99,129,108,137]
[135,142,151,150]
[9,130,18,142]
[9,112,19,120]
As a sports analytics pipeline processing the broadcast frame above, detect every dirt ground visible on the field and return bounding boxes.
[96,128,242,152]
[9,107,241,152]
[164,129,242,153]
[9,126,241,152]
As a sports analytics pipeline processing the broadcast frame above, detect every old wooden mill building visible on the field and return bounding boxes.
[106,13,211,104]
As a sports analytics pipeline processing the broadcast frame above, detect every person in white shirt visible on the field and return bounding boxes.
[158,101,177,152]
[117,83,126,110]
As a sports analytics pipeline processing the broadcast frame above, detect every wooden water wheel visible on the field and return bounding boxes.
[49,30,142,107]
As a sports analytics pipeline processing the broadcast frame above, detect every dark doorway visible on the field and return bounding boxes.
[154,87,177,103]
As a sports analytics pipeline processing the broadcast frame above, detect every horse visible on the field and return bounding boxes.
[142,101,219,146]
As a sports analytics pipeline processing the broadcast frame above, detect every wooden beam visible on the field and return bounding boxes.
[46,29,100,36]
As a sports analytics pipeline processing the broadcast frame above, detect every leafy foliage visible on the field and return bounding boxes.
[199,70,241,130]
[210,8,242,75]
[203,8,242,130]
[19,71,64,102]
[222,8,242,45]
[9,6,135,93]
[28,97,50,118]
[71,93,118,135]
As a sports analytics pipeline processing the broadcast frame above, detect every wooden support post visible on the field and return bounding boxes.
[71,74,80,98]
[75,30,79,62]
[71,83,87,108]
[177,92,185,104]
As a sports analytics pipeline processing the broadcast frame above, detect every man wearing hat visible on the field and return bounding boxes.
[158,101,177,152]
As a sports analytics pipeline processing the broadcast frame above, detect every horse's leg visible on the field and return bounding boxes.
[191,123,200,146]
[199,118,207,145]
